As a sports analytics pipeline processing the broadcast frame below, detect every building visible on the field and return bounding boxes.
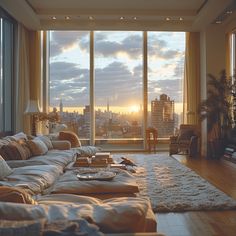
[151,94,175,137]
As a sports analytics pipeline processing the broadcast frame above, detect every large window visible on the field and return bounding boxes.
[148,32,185,138]
[49,31,90,144]
[0,9,15,134]
[48,31,185,149]
[94,31,143,147]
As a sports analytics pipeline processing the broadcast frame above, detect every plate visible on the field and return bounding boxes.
[77,171,116,181]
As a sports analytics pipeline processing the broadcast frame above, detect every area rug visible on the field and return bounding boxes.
[114,153,236,212]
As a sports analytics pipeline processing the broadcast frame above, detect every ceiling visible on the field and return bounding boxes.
[1,0,236,31]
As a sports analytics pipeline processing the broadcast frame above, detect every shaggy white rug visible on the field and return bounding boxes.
[115,153,236,212]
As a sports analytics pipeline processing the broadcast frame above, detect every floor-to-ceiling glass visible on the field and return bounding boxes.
[94,31,143,149]
[49,31,90,144]
[148,32,185,138]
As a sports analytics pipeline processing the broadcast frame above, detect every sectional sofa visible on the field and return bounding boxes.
[0,132,157,235]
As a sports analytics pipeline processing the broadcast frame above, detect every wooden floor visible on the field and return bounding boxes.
[156,155,236,236]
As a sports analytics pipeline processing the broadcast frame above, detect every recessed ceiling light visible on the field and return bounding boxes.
[179,17,183,21]
[120,16,124,20]
[65,16,70,20]
[166,17,170,21]
[52,16,56,20]
[89,16,94,20]
[215,20,222,24]
[133,16,137,20]
[226,10,233,14]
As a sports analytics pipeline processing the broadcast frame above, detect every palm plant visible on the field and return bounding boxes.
[200,70,232,143]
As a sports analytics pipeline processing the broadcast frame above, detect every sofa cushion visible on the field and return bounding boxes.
[37,136,53,150]
[59,131,81,148]
[2,164,63,194]
[0,156,13,180]
[0,196,156,233]
[0,186,37,205]
[6,149,76,170]
[27,138,48,156]
[0,220,43,236]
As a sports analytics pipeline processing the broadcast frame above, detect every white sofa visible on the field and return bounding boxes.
[0,132,157,234]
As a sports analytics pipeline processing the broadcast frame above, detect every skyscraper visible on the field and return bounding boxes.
[59,99,63,115]
[151,94,175,137]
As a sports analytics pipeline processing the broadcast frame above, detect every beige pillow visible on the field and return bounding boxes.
[59,131,81,148]
[0,143,22,160]
[37,136,53,150]
[0,186,37,205]
[0,156,13,180]
[27,138,48,156]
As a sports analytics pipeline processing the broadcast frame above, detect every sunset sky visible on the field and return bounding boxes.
[49,31,185,114]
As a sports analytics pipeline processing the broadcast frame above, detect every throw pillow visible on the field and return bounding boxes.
[0,155,13,180]
[27,138,48,156]
[0,142,22,160]
[59,131,81,148]
[10,141,31,160]
[12,132,28,141]
[37,136,53,150]
[0,186,37,205]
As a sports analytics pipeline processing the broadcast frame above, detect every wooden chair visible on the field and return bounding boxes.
[146,127,158,152]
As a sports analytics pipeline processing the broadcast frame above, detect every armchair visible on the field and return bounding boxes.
[169,124,199,157]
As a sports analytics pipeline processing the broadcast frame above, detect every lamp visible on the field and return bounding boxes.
[25,100,42,136]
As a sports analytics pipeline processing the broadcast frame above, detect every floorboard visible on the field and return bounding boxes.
[156,154,236,236]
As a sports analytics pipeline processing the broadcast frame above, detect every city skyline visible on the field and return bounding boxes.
[49,31,185,111]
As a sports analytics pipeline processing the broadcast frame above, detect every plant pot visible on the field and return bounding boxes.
[208,139,225,159]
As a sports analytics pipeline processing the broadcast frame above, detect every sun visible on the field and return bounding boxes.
[130,105,140,113]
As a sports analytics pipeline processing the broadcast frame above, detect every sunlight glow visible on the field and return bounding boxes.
[129,105,140,113]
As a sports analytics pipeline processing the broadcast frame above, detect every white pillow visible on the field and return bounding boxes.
[27,138,48,156]
[0,156,13,180]
[37,135,53,150]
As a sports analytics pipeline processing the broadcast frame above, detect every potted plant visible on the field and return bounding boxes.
[199,70,233,159]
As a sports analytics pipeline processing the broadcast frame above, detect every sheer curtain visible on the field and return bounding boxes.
[15,24,41,134]
[15,24,30,133]
[183,32,200,125]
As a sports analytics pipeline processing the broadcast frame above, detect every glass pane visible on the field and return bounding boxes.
[148,32,185,138]
[94,31,143,149]
[49,31,90,143]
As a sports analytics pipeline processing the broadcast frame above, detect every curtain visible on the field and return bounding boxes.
[225,32,231,77]
[15,24,30,134]
[183,32,200,125]
[15,24,41,134]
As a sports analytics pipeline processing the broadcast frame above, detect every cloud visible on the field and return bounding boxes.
[50,31,184,65]
[50,60,183,109]
[50,31,89,57]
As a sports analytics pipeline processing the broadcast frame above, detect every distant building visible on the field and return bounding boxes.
[151,94,175,137]
[83,105,90,138]
[59,99,63,116]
